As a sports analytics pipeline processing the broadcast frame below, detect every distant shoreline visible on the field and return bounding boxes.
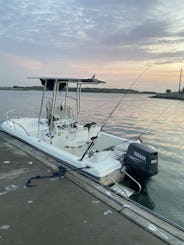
[0,86,156,94]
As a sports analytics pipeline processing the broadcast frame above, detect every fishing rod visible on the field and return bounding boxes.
[80,67,149,161]
[103,70,184,150]
[136,97,177,140]
[101,67,149,131]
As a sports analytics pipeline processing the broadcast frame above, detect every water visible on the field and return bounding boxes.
[0,90,184,228]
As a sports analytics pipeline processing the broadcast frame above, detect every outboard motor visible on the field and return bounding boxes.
[124,143,158,180]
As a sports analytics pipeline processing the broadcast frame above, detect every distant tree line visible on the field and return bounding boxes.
[13,85,43,90]
[166,88,184,93]
[0,85,156,94]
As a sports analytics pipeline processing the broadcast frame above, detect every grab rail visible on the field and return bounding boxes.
[9,120,30,136]
[6,109,15,121]
[108,176,129,199]
[120,168,142,194]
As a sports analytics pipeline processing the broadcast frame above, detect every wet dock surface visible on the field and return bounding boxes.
[0,131,173,244]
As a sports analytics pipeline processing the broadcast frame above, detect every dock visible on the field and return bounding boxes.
[151,92,184,100]
[0,131,184,245]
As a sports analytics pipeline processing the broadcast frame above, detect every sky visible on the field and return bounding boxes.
[0,0,184,92]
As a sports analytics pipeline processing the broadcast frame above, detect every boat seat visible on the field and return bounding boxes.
[84,121,97,130]
[65,127,88,148]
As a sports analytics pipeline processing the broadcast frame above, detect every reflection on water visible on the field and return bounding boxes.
[131,188,155,210]
[0,91,184,227]
[120,176,155,210]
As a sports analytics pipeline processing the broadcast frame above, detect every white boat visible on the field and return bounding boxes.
[1,76,158,192]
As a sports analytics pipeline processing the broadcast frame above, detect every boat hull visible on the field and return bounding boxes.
[1,118,125,186]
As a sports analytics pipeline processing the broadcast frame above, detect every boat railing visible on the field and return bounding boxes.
[6,109,37,121]
[120,168,142,194]
[6,109,15,121]
[8,119,30,136]
[107,176,130,199]
[59,104,74,120]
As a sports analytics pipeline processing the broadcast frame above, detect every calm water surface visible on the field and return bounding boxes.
[0,90,184,228]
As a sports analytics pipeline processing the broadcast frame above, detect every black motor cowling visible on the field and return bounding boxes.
[124,143,158,179]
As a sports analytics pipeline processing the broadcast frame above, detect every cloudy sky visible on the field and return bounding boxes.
[0,0,184,91]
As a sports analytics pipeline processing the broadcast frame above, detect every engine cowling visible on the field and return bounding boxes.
[124,143,158,179]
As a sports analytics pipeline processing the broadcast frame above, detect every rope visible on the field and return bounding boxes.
[25,165,66,187]
[25,164,90,187]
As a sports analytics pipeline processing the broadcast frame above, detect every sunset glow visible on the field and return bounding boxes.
[0,0,184,92]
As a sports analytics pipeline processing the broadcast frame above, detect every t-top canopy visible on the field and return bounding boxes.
[28,75,106,90]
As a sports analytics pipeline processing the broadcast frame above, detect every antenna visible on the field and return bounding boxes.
[178,68,182,93]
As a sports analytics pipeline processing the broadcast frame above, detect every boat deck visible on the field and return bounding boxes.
[0,131,182,245]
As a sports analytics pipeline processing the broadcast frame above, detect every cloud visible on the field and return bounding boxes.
[0,0,184,90]
[0,0,162,53]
